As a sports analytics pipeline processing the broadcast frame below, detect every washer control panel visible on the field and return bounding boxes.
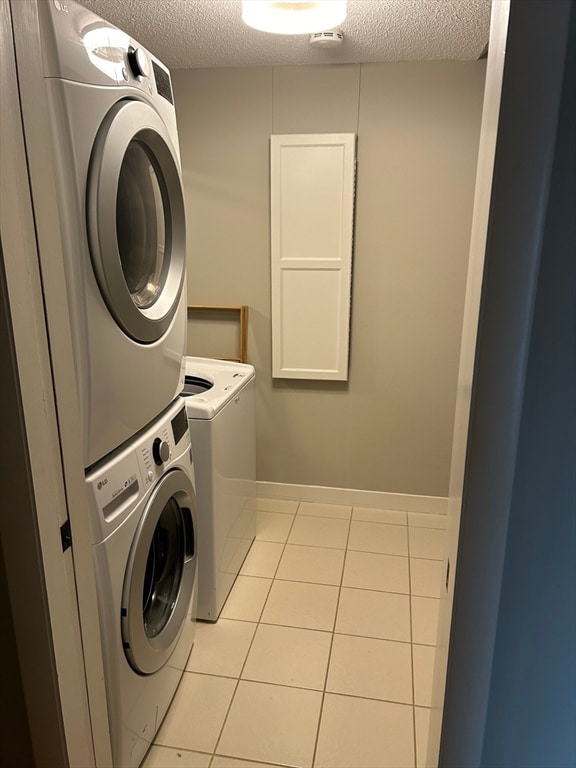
[86,400,192,543]
[152,437,171,466]
[138,421,176,488]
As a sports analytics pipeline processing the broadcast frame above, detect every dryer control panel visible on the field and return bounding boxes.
[39,0,176,114]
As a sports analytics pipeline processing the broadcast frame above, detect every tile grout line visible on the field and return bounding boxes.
[188,667,428,707]
[252,540,444,563]
[189,664,430,708]
[407,521,419,768]
[257,503,299,610]
[209,502,300,764]
[258,511,444,558]
[259,501,446,529]
[253,620,436,647]
[310,507,354,768]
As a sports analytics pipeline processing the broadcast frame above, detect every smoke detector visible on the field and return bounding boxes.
[309,29,344,48]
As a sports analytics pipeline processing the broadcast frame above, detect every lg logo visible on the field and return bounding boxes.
[97,478,108,490]
[53,0,69,12]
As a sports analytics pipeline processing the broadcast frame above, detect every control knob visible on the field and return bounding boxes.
[152,438,170,466]
[127,47,149,79]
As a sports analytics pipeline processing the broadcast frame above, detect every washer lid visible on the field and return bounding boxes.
[182,375,213,396]
[184,357,255,419]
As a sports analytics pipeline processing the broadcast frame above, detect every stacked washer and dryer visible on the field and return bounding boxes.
[36,2,199,766]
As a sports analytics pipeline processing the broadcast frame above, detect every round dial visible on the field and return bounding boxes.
[152,438,170,466]
[127,47,149,79]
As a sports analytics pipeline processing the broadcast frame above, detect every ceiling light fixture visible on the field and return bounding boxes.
[241,1,347,35]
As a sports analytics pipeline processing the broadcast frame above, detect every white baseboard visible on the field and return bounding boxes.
[256,481,448,515]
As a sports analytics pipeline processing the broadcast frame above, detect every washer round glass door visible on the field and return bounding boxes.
[88,99,186,343]
[122,469,196,675]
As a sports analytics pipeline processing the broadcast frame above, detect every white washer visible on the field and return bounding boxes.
[38,0,187,467]
[183,357,256,621]
[85,398,198,768]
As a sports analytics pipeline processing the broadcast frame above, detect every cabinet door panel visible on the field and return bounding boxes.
[271,133,356,380]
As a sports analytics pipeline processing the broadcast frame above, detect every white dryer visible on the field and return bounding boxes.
[37,0,188,467]
[183,357,256,621]
[85,398,197,768]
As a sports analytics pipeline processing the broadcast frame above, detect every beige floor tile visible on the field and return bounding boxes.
[348,520,409,556]
[408,512,447,529]
[327,634,413,703]
[411,596,440,646]
[276,544,345,586]
[415,707,432,768]
[217,681,322,768]
[410,558,444,598]
[154,673,235,753]
[212,758,284,768]
[142,746,211,768]
[239,541,284,578]
[298,501,352,519]
[413,644,436,707]
[219,576,272,622]
[288,515,349,549]
[256,511,294,543]
[343,550,410,593]
[242,623,331,690]
[261,580,339,631]
[255,498,299,514]
[409,527,446,560]
[187,619,257,677]
[353,507,408,525]
[314,693,414,768]
[335,588,410,642]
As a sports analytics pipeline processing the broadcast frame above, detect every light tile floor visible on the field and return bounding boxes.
[143,499,447,768]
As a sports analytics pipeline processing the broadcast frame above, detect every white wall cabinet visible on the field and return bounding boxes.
[270,133,356,380]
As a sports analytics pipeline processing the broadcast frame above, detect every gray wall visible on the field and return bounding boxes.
[173,61,486,497]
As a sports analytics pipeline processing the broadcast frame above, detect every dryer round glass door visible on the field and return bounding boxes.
[88,99,186,343]
[122,469,196,675]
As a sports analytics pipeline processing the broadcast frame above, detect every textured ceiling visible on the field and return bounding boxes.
[78,0,492,70]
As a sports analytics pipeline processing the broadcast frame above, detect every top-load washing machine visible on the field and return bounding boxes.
[37,0,188,467]
[85,397,198,768]
[183,357,256,620]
